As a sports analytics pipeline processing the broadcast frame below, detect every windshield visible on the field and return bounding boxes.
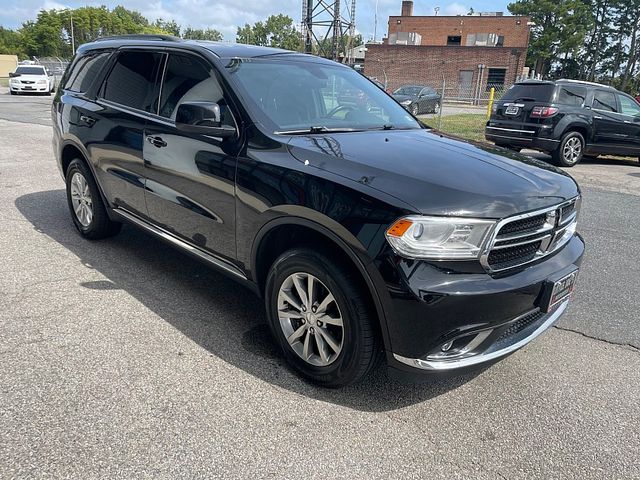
[393,86,422,96]
[15,66,46,75]
[227,58,420,133]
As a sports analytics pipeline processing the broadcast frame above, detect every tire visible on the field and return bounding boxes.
[411,103,419,116]
[433,102,440,114]
[265,248,380,387]
[65,158,121,239]
[10,90,15,95]
[552,131,584,167]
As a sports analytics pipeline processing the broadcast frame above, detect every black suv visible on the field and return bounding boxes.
[52,36,584,387]
[486,79,640,166]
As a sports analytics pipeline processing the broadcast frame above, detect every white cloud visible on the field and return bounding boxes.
[443,2,469,16]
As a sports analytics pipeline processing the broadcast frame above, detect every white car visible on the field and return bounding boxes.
[9,65,55,95]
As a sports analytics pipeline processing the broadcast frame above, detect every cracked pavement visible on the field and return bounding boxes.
[0,90,639,479]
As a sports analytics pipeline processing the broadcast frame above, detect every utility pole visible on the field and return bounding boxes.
[374,0,378,42]
[70,11,75,54]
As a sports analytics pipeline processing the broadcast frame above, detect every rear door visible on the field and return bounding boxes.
[92,49,163,217]
[591,89,625,153]
[616,93,640,155]
[142,52,238,262]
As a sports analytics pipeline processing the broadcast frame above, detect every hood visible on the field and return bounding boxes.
[13,74,48,81]
[286,128,579,219]
[392,94,414,102]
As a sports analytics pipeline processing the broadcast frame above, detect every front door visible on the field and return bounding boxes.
[617,93,640,155]
[143,52,238,263]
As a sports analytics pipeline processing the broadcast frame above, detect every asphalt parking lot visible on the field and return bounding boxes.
[1,90,639,479]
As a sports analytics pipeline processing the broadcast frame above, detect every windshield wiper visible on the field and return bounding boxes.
[275,126,365,135]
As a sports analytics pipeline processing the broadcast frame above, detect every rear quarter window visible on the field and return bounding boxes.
[556,85,587,106]
[65,51,111,93]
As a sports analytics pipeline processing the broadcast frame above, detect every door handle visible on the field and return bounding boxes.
[79,114,95,126]
[624,120,632,124]
[146,135,167,148]
[593,115,603,119]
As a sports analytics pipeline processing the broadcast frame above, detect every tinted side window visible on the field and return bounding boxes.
[618,95,640,116]
[593,91,617,112]
[66,52,111,93]
[102,51,162,112]
[158,54,234,127]
[556,86,586,107]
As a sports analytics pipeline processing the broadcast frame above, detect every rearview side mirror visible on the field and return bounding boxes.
[175,101,236,137]
[9,72,19,78]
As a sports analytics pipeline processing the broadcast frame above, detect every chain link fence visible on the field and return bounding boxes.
[33,57,71,90]
[417,80,509,143]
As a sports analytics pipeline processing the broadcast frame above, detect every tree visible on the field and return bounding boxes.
[182,27,223,41]
[154,18,181,36]
[236,14,301,51]
[508,0,591,77]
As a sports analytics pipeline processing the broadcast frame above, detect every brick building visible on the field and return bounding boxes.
[365,1,530,101]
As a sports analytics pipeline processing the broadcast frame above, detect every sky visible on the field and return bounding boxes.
[0,0,512,42]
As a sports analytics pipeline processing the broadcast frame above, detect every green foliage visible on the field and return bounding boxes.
[0,6,222,60]
[182,27,223,41]
[237,14,302,51]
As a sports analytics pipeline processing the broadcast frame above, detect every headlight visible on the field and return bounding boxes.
[386,216,496,259]
[10,78,18,83]
[37,79,47,84]
[400,99,412,106]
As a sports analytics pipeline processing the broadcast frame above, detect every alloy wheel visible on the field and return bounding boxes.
[563,137,582,164]
[277,272,344,367]
[70,172,93,227]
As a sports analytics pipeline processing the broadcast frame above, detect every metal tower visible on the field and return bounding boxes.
[301,0,357,63]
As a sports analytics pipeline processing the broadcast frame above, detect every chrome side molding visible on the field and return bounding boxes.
[113,208,247,280]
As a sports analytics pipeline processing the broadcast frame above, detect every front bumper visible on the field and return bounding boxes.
[10,84,50,93]
[383,234,584,375]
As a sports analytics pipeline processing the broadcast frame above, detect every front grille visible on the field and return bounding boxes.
[487,241,541,270]
[498,214,547,236]
[496,310,545,343]
[484,198,579,272]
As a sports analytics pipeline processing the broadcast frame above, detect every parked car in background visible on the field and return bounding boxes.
[9,65,55,95]
[486,79,640,167]
[392,85,441,115]
[53,36,584,387]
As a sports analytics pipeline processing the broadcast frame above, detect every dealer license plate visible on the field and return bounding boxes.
[546,270,578,311]
[505,105,520,115]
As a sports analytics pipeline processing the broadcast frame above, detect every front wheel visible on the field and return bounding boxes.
[65,159,121,239]
[433,102,440,114]
[265,248,379,387]
[552,131,584,167]
[411,103,419,116]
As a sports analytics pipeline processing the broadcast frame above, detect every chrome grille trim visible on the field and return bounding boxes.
[480,197,580,272]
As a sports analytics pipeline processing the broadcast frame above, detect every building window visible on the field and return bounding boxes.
[447,35,461,46]
[496,35,505,47]
[466,33,502,47]
[487,68,507,89]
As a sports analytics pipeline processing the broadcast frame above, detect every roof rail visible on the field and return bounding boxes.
[94,34,182,43]
[556,78,614,89]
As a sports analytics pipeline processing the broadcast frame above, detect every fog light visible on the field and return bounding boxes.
[441,340,453,352]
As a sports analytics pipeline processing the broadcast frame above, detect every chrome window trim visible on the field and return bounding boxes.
[97,98,175,127]
[479,196,580,273]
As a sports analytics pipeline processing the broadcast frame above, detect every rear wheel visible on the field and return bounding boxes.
[65,159,121,239]
[265,248,379,387]
[552,131,584,167]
